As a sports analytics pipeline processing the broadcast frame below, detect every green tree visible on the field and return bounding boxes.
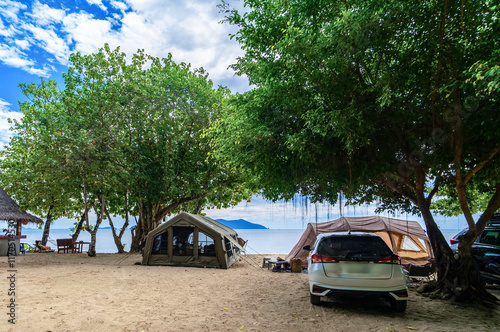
[0,80,80,245]
[1,44,250,255]
[60,45,135,256]
[121,52,250,250]
[213,0,500,302]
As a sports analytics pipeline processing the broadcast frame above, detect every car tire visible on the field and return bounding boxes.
[310,293,321,305]
[390,299,407,312]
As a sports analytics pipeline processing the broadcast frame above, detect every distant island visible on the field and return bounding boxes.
[216,219,268,229]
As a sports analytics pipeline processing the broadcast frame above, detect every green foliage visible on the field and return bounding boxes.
[213,0,500,217]
[0,79,80,221]
[0,44,251,242]
[211,1,500,296]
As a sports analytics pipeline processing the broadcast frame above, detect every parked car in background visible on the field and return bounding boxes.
[303,233,408,312]
[450,242,500,284]
[450,212,500,246]
[449,212,500,284]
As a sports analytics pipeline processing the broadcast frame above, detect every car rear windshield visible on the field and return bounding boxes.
[317,236,393,261]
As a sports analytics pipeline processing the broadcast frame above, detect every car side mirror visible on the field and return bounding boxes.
[303,245,311,251]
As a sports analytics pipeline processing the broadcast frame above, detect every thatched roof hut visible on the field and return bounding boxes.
[0,187,43,255]
[0,187,43,224]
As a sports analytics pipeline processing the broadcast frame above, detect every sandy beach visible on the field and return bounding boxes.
[1,253,500,332]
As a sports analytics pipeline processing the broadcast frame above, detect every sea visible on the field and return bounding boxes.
[19,227,462,255]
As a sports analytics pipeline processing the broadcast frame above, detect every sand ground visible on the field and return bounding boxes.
[1,252,500,332]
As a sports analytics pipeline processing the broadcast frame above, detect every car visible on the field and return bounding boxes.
[450,212,500,246]
[450,242,500,284]
[303,233,408,312]
[449,212,500,284]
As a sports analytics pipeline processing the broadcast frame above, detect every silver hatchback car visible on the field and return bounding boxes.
[304,233,408,312]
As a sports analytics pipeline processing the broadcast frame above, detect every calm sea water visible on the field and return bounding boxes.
[19,227,461,254]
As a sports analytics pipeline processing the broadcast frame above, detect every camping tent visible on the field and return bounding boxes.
[285,216,433,266]
[142,212,244,269]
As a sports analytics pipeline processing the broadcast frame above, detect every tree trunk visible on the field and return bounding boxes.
[419,201,497,303]
[194,199,203,214]
[72,201,95,242]
[130,201,158,252]
[87,227,99,257]
[105,207,127,253]
[86,196,104,257]
[41,205,54,246]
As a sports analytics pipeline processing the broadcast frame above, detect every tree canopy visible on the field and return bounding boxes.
[211,0,500,302]
[0,44,250,253]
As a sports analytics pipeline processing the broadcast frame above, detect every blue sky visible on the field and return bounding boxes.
[0,0,470,232]
[0,0,249,148]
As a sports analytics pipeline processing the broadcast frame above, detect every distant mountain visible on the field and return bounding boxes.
[216,219,268,229]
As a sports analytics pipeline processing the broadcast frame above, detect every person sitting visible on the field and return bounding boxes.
[34,240,54,253]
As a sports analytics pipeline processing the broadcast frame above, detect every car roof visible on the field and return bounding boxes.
[316,232,381,239]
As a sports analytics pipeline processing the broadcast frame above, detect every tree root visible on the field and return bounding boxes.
[417,280,498,305]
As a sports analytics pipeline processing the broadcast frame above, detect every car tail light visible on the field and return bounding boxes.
[450,238,459,245]
[310,253,338,263]
[375,254,401,264]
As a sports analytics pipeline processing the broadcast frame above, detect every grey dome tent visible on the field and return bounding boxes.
[285,216,433,266]
[142,212,244,269]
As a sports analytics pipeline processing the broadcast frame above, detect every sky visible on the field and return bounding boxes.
[0,0,250,149]
[0,0,471,232]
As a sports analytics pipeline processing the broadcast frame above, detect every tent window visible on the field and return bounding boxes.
[151,232,168,255]
[401,235,424,252]
[225,237,233,257]
[199,232,216,257]
[231,235,240,253]
[173,226,195,256]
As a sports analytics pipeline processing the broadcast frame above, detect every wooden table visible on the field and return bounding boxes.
[73,242,91,253]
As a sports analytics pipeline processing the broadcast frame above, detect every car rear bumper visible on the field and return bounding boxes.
[310,283,408,301]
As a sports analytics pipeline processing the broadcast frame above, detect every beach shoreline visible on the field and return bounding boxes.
[1,253,499,331]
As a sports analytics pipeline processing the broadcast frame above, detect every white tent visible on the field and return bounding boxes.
[285,216,433,266]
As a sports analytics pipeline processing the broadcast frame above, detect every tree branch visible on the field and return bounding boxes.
[463,146,500,185]
[154,192,210,223]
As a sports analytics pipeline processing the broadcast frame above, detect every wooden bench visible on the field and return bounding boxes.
[57,238,77,253]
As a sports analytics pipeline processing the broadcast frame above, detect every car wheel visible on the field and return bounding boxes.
[390,299,407,312]
[310,293,321,305]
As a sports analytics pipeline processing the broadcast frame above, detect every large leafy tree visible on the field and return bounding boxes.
[1,45,250,254]
[212,0,500,302]
[119,52,250,250]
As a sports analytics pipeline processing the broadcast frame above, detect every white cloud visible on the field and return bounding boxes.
[110,0,128,11]
[0,43,50,76]
[62,12,114,54]
[23,24,70,65]
[29,1,66,26]
[111,0,246,89]
[0,99,23,150]
[14,39,30,50]
[86,0,107,12]
[0,0,27,23]
[0,17,19,37]
[112,11,163,54]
